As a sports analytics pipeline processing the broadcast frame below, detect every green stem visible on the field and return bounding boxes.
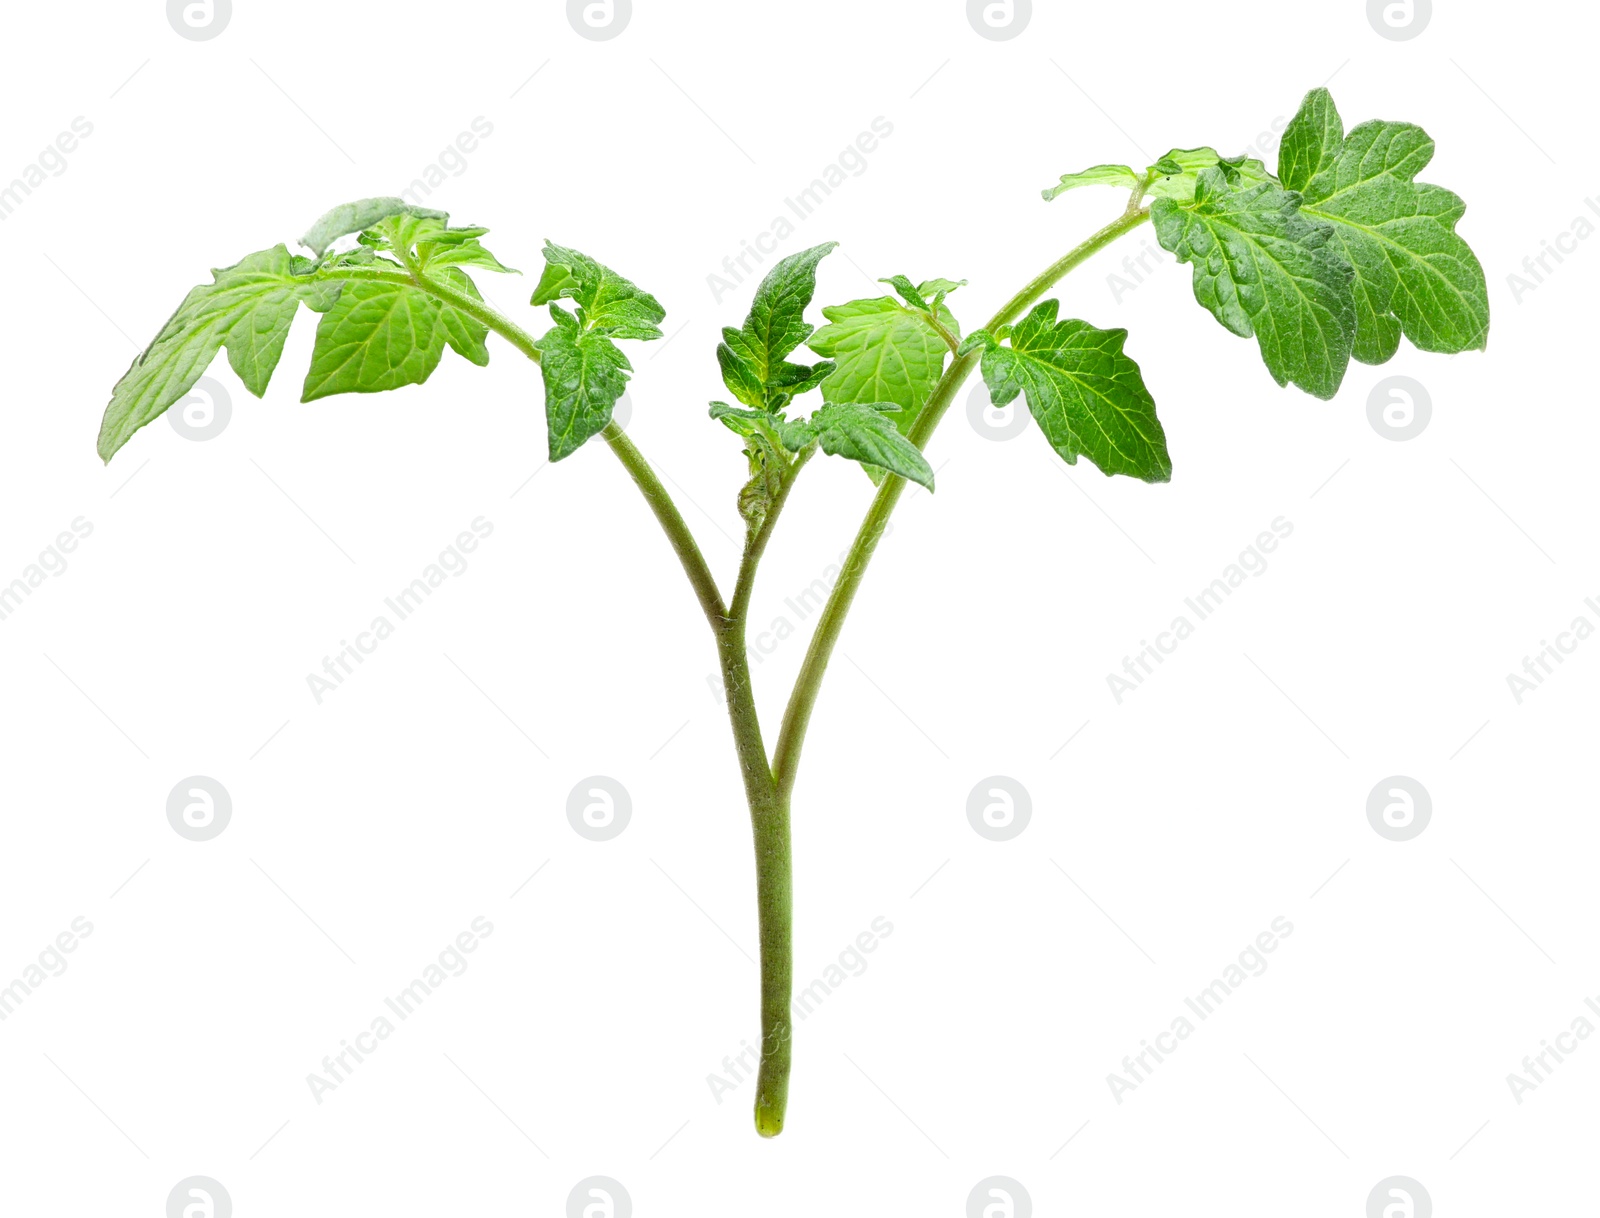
[602,422,728,629]
[329,210,1155,1139]
[770,203,1151,804]
[714,611,790,1135]
[721,443,815,1135]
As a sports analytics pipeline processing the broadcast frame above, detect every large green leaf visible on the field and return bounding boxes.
[716,243,837,411]
[1152,167,1354,399]
[778,402,935,490]
[534,309,632,460]
[97,245,338,461]
[977,301,1170,483]
[1278,87,1489,363]
[301,279,450,401]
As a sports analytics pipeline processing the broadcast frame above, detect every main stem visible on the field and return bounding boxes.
[360,208,1152,1137]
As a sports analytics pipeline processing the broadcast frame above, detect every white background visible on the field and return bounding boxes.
[0,0,1593,1213]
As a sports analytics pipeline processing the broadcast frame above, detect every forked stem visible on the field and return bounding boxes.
[384,203,1154,1138]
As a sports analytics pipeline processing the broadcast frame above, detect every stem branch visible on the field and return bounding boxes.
[770,204,1151,803]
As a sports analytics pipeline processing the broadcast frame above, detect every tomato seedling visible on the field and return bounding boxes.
[98,88,1487,1137]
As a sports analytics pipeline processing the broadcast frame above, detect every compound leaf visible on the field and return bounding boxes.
[1279,87,1489,363]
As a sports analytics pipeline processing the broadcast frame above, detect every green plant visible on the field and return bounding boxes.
[97,87,1487,1137]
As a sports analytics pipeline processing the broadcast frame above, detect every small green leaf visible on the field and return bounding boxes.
[717,340,769,410]
[769,359,836,400]
[780,401,935,490]
[301,197,447,256]
[1278,87,1489,363]
[434,267,491,367]
[980,300,1170,483]
[916,277,966,299]
[879,275,930,311]
[1144,148,1270,201]
[1152,167,1354,399]
[97,245,338,461]
[421,238,519,276]
[716,243,837,410]
[535,319,631,461]
[708,401,767,437]
[1042,163,1143,201]
[530,241,664,340]
[738,434,787,530]
[301,279,449,401]
[956,329,995,358]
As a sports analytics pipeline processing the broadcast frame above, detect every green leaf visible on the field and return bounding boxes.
[434,267,491,367]
[535,317,632,461]
[717,338,769,410]
[807,294,956,439]
[737,434,787,530]
[769,359,837,399]
[956,329,994,358]
[301,197,446,256]
[716,242,837,411]
[979,300,1170,483]
[708,400,767,437]
[530,241,664,340]
[301,279,450,401]
[779,401,935,490]
[1151,167,1354,399]
[1042,163,1143,200]
[917,277,966,303]
[1278,88,1489,363]
[879,275,930,311]
[97,245,338,461]
[1145,148,1271,200]
[420,238,519,276]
